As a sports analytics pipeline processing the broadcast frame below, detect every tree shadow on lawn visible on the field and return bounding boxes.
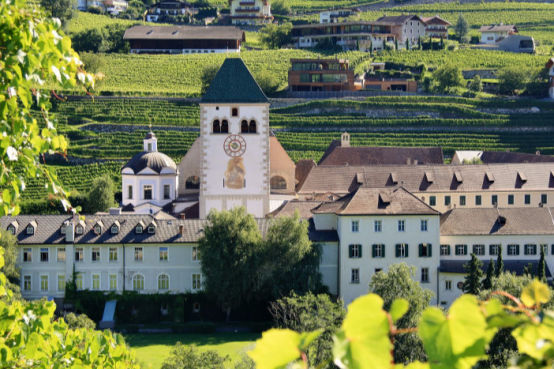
[124,332,261,348]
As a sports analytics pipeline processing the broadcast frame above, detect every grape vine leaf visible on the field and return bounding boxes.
[520,280,551,308]
[333,294,392,369]
[390,298,409,323]
[419,295,493,369]
[248,328,321,369]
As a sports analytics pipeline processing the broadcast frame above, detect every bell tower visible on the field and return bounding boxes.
[198,58,270,218]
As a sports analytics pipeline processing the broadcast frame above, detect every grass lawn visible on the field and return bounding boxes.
[124,333,260,369]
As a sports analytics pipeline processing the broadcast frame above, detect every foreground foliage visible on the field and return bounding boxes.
[249,280,553,369]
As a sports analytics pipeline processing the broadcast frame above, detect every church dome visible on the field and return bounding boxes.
[122,151,177,174]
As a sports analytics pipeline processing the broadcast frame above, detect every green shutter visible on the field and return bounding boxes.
[405,244,409,258]
[516,245,520,255]
[372,245,376,258]
[533,245,537,254]
[359,245,362,258]
[395,244,400,258]
[428,244,432,257]
[349,245,353,258]
[382,245,385,258]
[464,245,468,255]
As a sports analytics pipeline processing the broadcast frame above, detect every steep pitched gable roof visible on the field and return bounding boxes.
[201,58,268,104]
[318,145,444,166]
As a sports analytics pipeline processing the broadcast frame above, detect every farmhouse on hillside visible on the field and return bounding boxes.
[288,59,358,92]
[228,0,273,25]
[479,24,518,44]
[421,15,451,39]
[145,1,199,23]
[123,25,245,54]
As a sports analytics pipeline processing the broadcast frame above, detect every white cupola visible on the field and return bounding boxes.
[144,131,158,152]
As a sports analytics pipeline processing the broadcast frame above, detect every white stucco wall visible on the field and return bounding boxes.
[336,215,440,305]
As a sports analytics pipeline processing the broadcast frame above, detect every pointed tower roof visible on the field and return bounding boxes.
[201,58,268,104]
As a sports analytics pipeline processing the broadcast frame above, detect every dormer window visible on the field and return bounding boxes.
[111,223,120,235]
[136,224,144,234]
[7,225,15,235]
[75,225,84,235]
[26,225,35,235]
[93,223,103,235]
[147,224,156,234]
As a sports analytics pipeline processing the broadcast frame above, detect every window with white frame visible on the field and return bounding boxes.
[92,274,100,290]
[192,246,199,261]
[158,274,169,290]
[348,244,362,258]
[128,185,133,199]
[455,244,467,255]
[351,220,359,233]
[440,244,451,256]
[26,225,35,235]
[133,274,144,291]
[93,224,102,235]
[472,244,485,256]
[159,247,168,261]
[57,274,65,292]
[111,225,119,234]
[91,248,100,262]
[109,274,117,291]
[398,220,405,232]
[374,220,382,232]
[507,244,519,256]
[351,268,360,284]
[23,248,32,262]
[372,244,385,258]
[163,184,171,200]
[420,219,428,232]
[75,273,83,290]
[75,225,84,235]
[57,247,66,262]
[75,248,83,262]
[40,275,48,292]
[148,224,156,234]
[134,247,143,262]
[109,247,118,262]
[524,244,537,255]
[136,224,143,234]
[445,280,452,290]
[40,248,49,262]
[421,268,429,283]
[489,244,500,256]
[192,274,202,290]
[23,275,31,291]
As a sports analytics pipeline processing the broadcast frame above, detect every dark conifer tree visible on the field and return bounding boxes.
[495,245,504,277]
[482,259,495,290]
[463,253,484,295]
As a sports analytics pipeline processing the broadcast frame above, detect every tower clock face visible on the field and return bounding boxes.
[223,135,246,157]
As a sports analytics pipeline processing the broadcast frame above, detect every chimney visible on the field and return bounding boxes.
[341,132,350,147]
[109,207,122,215]
[179,213,185,220]
[65,221,75,243]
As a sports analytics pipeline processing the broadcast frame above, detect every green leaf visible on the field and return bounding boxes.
[334,294,392,369]
[521,280,551,307]
[248,329,302,369]
[420,295,491,369]
[390,298,409,323]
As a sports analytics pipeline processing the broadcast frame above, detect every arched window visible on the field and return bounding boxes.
[221,120,229,133]
[241,120,248,133]
[270,176,287,190]
[185,176,200,189]
[158,274,169,290]
[212,120,220,133]
[249,120,257,133]
[133,274,144,291]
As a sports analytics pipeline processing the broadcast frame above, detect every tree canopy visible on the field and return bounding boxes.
[463,253,484,295]
[86,174,116,213]
[369,264,432,364]
[260,22,293,49]
[198,208,322,320]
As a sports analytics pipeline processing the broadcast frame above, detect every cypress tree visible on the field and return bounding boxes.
[495,245,504,277]
[463,253,484,295]
[538,245,546,281]
[482,259,495,290]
